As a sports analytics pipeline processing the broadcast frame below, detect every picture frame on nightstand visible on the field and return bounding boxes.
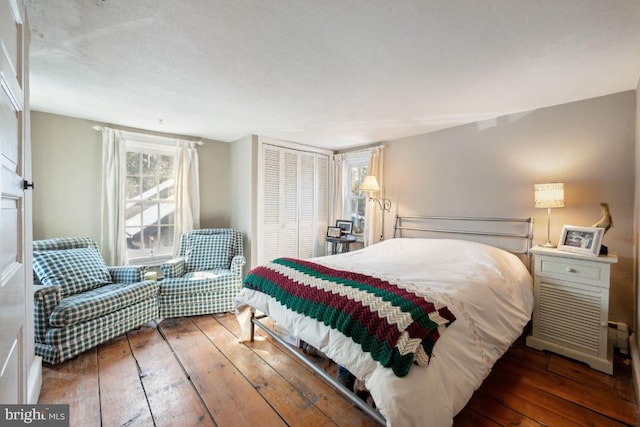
[557,225,603,256]
[326,226,342,238]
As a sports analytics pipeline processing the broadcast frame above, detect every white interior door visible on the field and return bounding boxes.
[0,0,29,404]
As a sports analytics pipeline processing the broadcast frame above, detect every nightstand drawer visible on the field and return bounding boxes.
[537,257,608,287]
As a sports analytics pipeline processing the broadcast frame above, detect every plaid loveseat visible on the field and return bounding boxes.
[33,237,158,365]
[159,228,245,318]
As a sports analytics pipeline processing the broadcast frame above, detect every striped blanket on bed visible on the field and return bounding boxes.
[243,257,456,377]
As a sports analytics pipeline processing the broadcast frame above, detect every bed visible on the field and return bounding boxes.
[234,216,535,426]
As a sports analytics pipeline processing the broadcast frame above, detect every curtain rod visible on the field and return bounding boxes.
[92,125,203,145]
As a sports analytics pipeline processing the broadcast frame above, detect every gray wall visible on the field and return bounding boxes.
[385,91,636,327]
[31,111,231,243]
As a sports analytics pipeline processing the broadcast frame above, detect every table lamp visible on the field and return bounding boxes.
[534,182,565,247]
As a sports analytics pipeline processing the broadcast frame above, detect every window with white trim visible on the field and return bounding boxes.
[125,140,176,263]
[342,151,369,235]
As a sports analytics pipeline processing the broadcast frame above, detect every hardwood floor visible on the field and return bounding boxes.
[39,314,639,427]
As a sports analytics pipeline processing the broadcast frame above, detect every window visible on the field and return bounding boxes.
[342,152,369,235]
[125,142,176,263]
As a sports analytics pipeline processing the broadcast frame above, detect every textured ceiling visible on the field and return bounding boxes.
[26,0,640,150]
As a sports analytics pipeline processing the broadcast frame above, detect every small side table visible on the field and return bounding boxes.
[326,234,357,255]
[526,246,617,374]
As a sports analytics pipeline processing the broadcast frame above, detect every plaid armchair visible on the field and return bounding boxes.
[32,237,158,364]
[159,228,245,318]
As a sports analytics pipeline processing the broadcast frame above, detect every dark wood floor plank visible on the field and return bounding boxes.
[475,383,584,427]
[453,407,501,427]
[214,315,375,424]
[487,357,634,426]
[126,322,216,427]
[158,317,288,427]
[193,315,338,427]
[38,348,101,427]
[467,394,542,427]
[547,353,636,404]
[97,333,154,427]
[197,314,377,427]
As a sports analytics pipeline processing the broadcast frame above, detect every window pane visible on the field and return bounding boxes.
[159,178,174,201]
[158,203,174,224]
[127,152,140,175]
[145,229,159,252]
[141,153,157,175]
[159,155,174,178]
[126,177,141,199]
[158,226,174,254]
[141,201,157,226]
[349,198,358,213]
[142,177,158,196]
[126,204,142,228]
[357,197,366,217]
[126,226,143,253]
[350,167,359,195]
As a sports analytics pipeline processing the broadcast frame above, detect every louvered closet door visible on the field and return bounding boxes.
[260,145,299,263]
[260,144,329,264]
[280,150,299,257]
[298,153,315,259]
[314,154,328,257]
[261,146,282,263]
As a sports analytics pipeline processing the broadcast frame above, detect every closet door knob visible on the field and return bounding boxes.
[23,180,35,190]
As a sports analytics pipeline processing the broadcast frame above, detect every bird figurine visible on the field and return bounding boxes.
[592,202,613,234]
[592,202,612,255]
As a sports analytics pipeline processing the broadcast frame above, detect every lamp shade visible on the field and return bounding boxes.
[534,183,565,208]
[360,175,380,192]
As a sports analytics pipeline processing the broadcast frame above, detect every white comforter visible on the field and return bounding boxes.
[235,238,534,427]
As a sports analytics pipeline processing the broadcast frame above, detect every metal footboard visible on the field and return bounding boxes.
[249,312,387,426]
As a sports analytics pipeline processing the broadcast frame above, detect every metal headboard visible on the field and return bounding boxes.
[393,215,535,271]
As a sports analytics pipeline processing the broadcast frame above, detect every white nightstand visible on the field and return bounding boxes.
[526,246,618,374]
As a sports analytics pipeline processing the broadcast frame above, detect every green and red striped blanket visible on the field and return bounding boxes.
[243,257,456,377]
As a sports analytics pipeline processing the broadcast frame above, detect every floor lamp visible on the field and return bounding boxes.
[534,182,565,247]
[361,175,391,241]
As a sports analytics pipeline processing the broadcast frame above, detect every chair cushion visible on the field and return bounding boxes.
[33,247,112,297]
[184,233,232,271]
[158,270,235,295]
[48,280,159,327]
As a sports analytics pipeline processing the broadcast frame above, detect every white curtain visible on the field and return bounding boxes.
[173,140,201,255]
[331,153,344,225]
[364,146,384,246]
[100,128,128,265]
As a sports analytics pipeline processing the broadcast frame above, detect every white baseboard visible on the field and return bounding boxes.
[27,356,42,404]
[629,333,640,404]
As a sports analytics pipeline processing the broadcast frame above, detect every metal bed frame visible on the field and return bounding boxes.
[248,215,535,425]
[393,215,535,271]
